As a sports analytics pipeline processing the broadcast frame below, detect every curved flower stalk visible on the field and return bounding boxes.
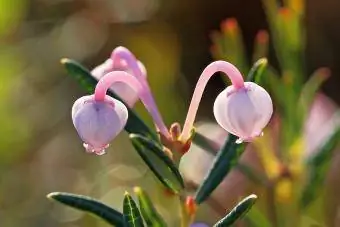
[180,60,273,143]
[108,47,166,133]
[91,46,147,107]
[72,71,170,155]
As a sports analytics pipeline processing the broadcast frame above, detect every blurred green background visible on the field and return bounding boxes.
[0,0,340,226]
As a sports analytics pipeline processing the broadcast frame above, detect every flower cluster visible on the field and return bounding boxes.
[71,46,273,155]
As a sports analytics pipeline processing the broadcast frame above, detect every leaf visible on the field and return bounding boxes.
[301,122,340,208]
[299,67,330,110]
[194,134,246,204]
[213,194,258,227]
[246,58,268,83]
[192,133,266,185]
[61,58,157,140]
[219,18,248,75]
[192,132,218,155]
[47,192,125,226]
[134,187,167,227]
[123,192,145,227]
[252,30,269,62]
[129,134,184,194]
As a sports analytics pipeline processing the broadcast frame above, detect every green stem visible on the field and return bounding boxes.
[267,183,278,227]
[179,196,195,227]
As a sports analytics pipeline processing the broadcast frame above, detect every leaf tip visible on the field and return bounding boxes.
[257,58,268,66]
[316,67,331,79]
[256,30,269,43]
[60,58,69,65]
[133,186,142,194]
[248,194,258,200]
[129,133,137,138]
[47,192,59,199]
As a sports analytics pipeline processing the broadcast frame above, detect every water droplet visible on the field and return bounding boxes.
[236,138,244,144]
[95,149,106,156]
[83,143,95,153]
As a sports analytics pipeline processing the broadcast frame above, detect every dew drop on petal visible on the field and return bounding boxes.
[95,149,106,156]
[83,143,95,154]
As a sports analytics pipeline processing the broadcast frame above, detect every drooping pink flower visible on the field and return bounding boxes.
[180,93,339,212]
[72,94,128,155]
[180,60,273,143]
[72,70,170,155]
[214,82,273,143]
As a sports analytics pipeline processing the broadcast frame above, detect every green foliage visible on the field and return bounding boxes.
[210,21,248,75]
[299,68,330,111]
[123,192,145,227]
[129,134,184,194]
[192,131,217,155]
[194,135,246,204]
[246,205,271,227]
[61,58,157,141]
[213,194,257,227]
[192,132,266,185]
[301,123,340,208]
[47,192,125,226]
[246,58,268,83]
[134,187,167,227]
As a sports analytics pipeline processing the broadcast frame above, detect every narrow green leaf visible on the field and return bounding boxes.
[301,122,340,208]
[211,22,248,75]
[130,134,184,194]
[299,67,330,110]
[192,133,266,185]
[47,192,124,226]
[134,187,167,227]
[213,194,257,227]
[192,132,218,155]
[252,30,269,62]
[246,58,268,83]
[61,58,157,140]
[123,192,145,227]
[194,135,246,204]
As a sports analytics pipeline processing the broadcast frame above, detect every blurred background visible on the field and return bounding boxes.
[0,0,340,226]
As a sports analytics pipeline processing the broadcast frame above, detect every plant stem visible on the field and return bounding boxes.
[267,183,279,227]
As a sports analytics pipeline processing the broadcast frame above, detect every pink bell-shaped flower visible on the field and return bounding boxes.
[180,60,273,143]
[72,94,128,155]
[91,47,147,107]
[214,81,273,142]
[72,70,170,155]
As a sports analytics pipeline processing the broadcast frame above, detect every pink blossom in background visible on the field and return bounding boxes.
[91,58,147,107]
[303,93,340,157]
[180,122,260,208]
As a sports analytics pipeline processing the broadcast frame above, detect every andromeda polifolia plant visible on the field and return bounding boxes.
[48,45,272,227]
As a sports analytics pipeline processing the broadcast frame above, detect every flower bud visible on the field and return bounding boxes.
[72,95,128,155]
[91,59,146,107]
[213,82,273,142]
